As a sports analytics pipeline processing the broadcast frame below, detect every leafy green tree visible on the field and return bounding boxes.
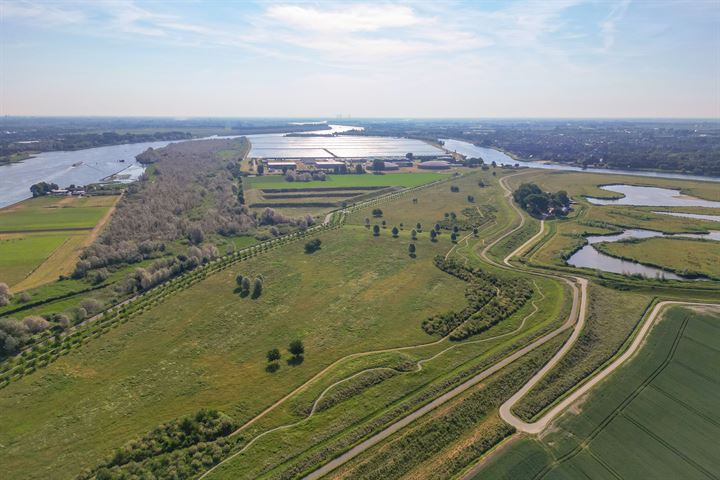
[416,222,422,231]
[373,225,380,236]
[253,276,263,297]
[391,226,399,238]
[267,348,281,362]
[241,276,251,295]
[408,243,416,257]
[304,239,322,253]
[434,223,441,232]
[430,230,438,242]
[411,229,417,240]
[372,208,383,217]
[451,232,458,243]
[365,217,371,227]
[236,274,244,287]
[473,227,479,236]
[381,220,387,228]
[289,339,305,357]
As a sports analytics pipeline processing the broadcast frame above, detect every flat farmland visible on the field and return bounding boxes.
[477,305,720,480]
[0,195,119,289]
[0,228,466,479]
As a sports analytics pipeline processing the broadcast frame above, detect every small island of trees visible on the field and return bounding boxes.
[513,183,571,218]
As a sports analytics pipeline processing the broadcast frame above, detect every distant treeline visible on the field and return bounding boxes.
[1,131,192,163]
[341,119,720,177]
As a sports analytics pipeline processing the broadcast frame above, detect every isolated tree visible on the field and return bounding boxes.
[473,227,479,236]
[289,339,305,357]
[364,217,371,228]
[434,223,441,232]
[236,274,245,287]
[241,276,251,295]
[467,195,475,203]
[408,243,416,257]
[381,220,387,228]
[267,348,281,362]
[453,225,459,233]
[304,238,322,253]
[373,225,380,236]
[412,198,418,204]
[257,164,265,175]
[399,222,404,229]
[391,226,399,238]
[411,229,417,240]
[253,276,264,297]
[372,208,383,217]
[416,222,422,231]
[430,230,438,242]
[451,232,458,243]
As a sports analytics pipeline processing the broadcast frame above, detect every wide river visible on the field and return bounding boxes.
[440,139,720,184]
[3,131,719,209]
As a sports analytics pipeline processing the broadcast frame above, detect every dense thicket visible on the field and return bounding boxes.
[78,409,236,480]
[422,258,532,340]
[513,183,570,217]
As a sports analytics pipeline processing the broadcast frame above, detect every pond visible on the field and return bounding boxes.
[586,185,720,208]
[566,228,720,280]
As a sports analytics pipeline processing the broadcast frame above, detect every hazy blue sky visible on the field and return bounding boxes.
[1,0,719,117]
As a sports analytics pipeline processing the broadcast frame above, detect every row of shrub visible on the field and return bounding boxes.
[422,257,532,340]
[77,409,237,480]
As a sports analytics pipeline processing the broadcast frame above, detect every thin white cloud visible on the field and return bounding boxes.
[600,0,631,51]
[265,4,426,33]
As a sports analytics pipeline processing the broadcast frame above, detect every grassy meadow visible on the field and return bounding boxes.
[597,237,720,280]
[0,227,467,478]
[478,306,720,480]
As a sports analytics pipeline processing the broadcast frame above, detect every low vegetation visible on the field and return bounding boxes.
[422,257,533,340]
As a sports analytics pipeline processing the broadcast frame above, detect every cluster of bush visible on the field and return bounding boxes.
[285,171,327,182]
[422,257,532,340]
[235,273,263,299]
[78,409,236,480]
[73,240,166,280]
[513,183,570,218]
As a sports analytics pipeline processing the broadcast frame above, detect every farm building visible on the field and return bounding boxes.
[266,161,297,171]
[315,160,347,172]
[418,160,451,170]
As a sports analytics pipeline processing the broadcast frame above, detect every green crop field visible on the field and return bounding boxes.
[0,196,115,232]
[478,305,720,480]
[597,237,720,280]
[0,232,71,285]
[0,227,468,478]
[246,172,448,190]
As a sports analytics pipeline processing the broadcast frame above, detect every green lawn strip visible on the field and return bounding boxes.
[247,172,448,190]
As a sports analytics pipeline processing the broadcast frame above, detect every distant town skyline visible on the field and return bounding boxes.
[2,0,719,118]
